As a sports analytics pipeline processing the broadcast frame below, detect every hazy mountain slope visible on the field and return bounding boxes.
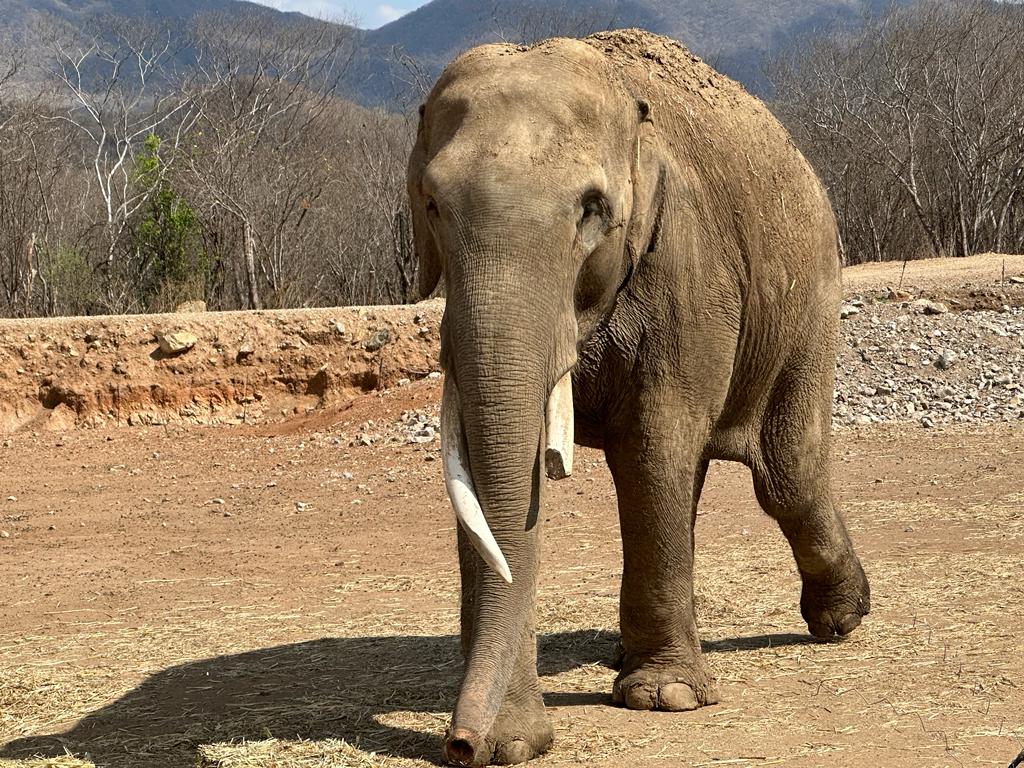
[0,0,905,104]
[360,0,903,97]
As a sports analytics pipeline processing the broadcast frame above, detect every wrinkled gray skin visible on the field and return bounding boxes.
[407,29,870,767]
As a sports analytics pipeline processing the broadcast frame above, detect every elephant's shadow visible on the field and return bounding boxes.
[0,630,813,767]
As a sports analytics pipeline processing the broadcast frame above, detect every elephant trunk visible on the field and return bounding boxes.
[439,270,574,763]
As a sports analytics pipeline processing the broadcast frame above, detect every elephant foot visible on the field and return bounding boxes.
[612,654,719,712]
[801,557,871,639]
[444,693,553,766]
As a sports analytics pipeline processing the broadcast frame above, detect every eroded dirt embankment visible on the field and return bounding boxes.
[2,254,1023,435]
[0,301,443,434]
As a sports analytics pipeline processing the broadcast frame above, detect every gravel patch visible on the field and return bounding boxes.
[835,298,1024,427]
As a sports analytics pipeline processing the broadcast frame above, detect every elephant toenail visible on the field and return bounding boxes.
[495,738,533,765]
[659,682,699,711]
[623,683,658,710]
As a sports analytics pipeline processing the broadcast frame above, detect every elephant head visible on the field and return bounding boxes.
[407,39,664,763]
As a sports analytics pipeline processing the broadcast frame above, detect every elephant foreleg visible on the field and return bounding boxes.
[450,528,553,766]
[605,409,719,711]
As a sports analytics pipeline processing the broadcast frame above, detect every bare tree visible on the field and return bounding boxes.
[772,0,1024,264]
[184,12,357,309]
[42,17,201,310]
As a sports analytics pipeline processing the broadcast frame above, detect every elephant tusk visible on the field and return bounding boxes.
[545,370,574,480]
[441,378,513,584]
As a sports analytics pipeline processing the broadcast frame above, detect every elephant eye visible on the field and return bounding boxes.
[579,191,607,225]
[425,198,439,217]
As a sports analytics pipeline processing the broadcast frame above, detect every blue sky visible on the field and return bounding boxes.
[251,0,430,28]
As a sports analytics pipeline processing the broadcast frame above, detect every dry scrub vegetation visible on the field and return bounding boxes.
[0,0,1022,318]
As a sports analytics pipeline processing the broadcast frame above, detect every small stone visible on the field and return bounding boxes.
[428,371,442,379]
[1009,276,1024,285]
[921,416,935,428]
[912,298,949,315]
[156,330,198,355]
[409,426,436,444]
[396,378,411,387]
[840,304,861,319]
[0,530,9,538]
[334,322,346,336]
[934,350,958,370]
[295,501,310,512]
[364,329,391,352]
[211,498,225,505]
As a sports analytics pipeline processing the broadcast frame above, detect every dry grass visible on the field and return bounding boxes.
[198,738,389,767]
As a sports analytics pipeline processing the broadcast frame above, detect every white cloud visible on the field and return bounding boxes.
[376,4,407,23]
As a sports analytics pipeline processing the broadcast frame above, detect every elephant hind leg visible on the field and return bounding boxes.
[748,369,870,639]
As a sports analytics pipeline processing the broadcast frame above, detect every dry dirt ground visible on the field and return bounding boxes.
[1,256,1023,768]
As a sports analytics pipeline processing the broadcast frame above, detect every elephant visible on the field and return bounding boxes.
[407,28,871,767]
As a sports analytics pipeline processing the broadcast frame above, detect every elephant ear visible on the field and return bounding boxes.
[625,99,667,268]
[408,106,442,300]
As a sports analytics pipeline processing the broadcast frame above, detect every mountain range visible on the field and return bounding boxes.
[0,0,903,104]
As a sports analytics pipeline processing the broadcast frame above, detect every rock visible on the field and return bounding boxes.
[236,343,255,363]
[921,416,935,428]
[912,298,949,315]
[364,329,391,352]
[156,330,198,355]
[0,530,8,538]
[409,426,437,444]
[174,300,207,313]
[334,321,347,336]
[840,304,861,319]
[934,350,958,370]
[1009,276,1024,285]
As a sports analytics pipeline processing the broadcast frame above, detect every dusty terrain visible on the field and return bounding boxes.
[1,255,1023,768]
